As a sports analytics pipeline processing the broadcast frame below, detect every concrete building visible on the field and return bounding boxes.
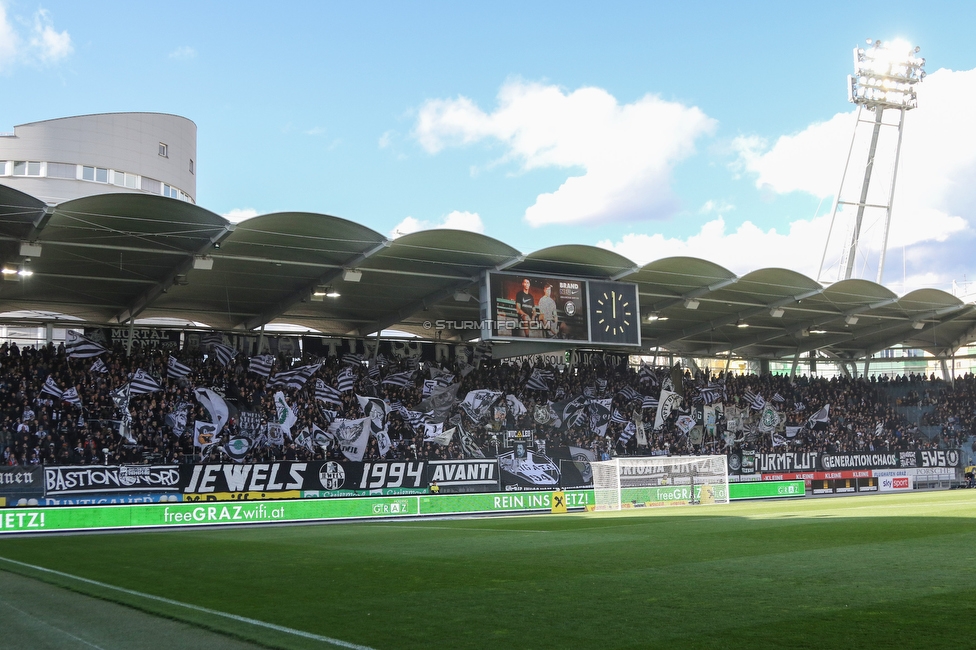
[0,112,196,205]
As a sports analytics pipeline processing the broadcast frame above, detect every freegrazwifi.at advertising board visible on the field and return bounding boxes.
[0,482,805,535]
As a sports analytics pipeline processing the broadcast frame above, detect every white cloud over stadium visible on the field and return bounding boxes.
[413,80,715,227]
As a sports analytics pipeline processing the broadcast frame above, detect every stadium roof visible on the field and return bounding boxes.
[3,183,976,362]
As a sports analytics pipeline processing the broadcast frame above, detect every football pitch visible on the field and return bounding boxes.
[1,490,975,649]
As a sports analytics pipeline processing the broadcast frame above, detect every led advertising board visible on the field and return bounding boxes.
[484,273,640,347]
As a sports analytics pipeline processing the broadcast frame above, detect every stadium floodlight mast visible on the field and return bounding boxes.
[819,39,925,284]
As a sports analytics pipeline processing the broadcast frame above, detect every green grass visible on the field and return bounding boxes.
[2,490,976,649]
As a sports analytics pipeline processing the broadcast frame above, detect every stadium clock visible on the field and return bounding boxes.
[588,281,640,345]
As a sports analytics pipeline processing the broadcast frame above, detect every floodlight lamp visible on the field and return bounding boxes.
[1,267,16,275]
[736,321,749,328]
[192,256,214,271]
[453,290,472,302]
[325,287,340,298]
[17,268,33,277]
[342,269,363,282]
[684,299,700,310]
[912,321,925,330]
[769,307,785,318]
[19,242,42,258]
[845,315,859,325]
[810,328,828,334]
[646,313,659,321]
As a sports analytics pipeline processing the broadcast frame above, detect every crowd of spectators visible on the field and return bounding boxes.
[0,338,970,468]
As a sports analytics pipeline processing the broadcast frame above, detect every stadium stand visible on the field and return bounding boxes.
[0,337,962,470]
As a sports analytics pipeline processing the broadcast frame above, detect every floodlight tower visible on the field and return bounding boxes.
[819,39,925,283]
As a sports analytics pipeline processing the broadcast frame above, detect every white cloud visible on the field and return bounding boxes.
[699,200,734,215]
[168,45,196,60]
[414,80,715,227]
[304,126,327,136]
[0,4,18,72]
[222,208,259,223]
[30,9,71,63]
[390,210,484,239]
[378,130,394,149]
[599,215,832,278]
[0,5,72,71]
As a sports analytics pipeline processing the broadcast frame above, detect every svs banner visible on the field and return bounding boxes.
[728,449,963,474]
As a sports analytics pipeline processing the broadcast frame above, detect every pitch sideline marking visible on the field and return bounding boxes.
[0,597,107,649]
[0,556,375,650]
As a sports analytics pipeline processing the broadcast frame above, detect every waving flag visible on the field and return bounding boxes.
[129,369,162,395]
[167,355,193,379]
[194,387,230,435]
[742,389,766,411]
[268,362,321,390]
[248,354,274,377]
[65,331,106,358]
[337,367,357,393]
[210,343,237,367]
[61,387,82,407]
[40,377,64,399]
[314,379,343,406]
[381,370,415,388]
[807,404,830,431]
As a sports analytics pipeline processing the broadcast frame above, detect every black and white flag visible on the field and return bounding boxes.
[617,386,641,403]
[268,362,321,390]
[743,389,766,411]
[61,387,82,407]
[210,343,237,367]
[167,355,193,379]
[89,358,108,374]
[129,369,163,395]
[525,368,552,392]
[807,404,830,431]
[65,331,107,358]
[314,379,343,406]
[337,367,357,393]
[41,377,64,399]
[248,354,274,377]
[381,370,415,388]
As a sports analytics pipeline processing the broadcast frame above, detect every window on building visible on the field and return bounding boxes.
[82,166,110,183]
[0,161,7,175]
[189,159,194,175]
[141,177,161,194]
[112,171,139,189]
[47,162,77,179]
[159,142,168,157]
[12,161,42,176]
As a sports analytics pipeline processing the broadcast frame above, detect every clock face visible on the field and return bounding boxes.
[588,281,640,345]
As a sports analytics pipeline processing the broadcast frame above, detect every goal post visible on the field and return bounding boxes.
[591,455,730,511]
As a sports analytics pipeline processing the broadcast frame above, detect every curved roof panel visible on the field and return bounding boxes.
[515,245,637,279]
[2,183,975,361]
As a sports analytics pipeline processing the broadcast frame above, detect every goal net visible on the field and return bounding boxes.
[591,455,729,511]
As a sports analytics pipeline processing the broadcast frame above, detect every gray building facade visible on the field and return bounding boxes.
[0,112,196,204]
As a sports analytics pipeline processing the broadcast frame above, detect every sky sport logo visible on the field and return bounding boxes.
[422,319,548,331]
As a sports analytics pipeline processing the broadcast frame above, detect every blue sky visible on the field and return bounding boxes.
[3,1,976,293]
